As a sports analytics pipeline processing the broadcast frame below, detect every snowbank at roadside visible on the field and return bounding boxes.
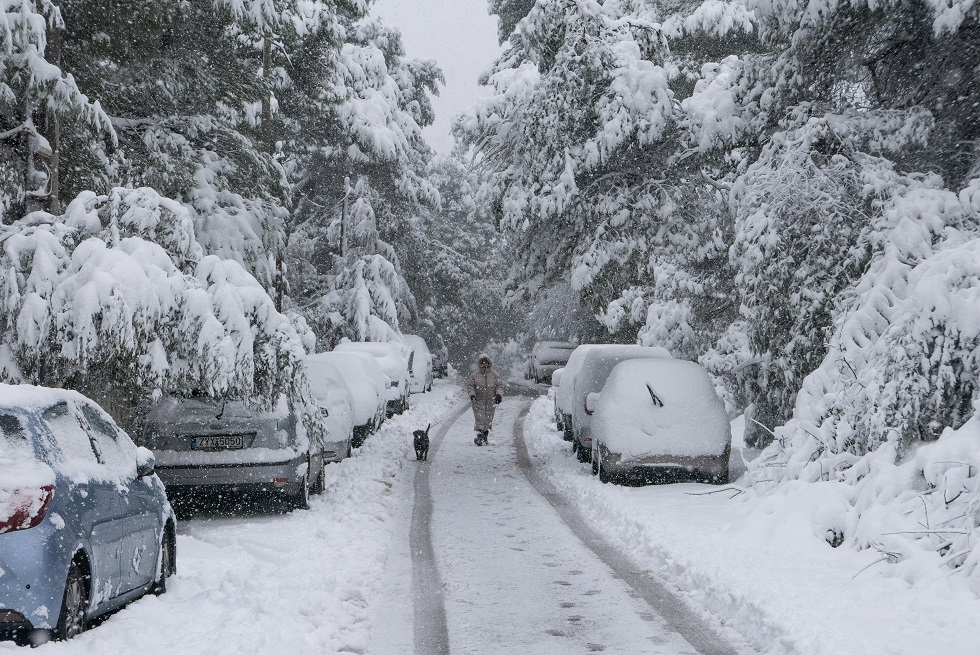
[5,383,459,655]
[522,394,980,655]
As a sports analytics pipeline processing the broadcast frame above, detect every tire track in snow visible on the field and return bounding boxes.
[513,403,738,655]
[411,402,469,655]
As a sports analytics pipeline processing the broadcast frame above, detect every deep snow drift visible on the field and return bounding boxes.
[522,394,980,655]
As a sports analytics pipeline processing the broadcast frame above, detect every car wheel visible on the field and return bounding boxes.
[597,450,611,484]
[55,560,88,640]
[152,526,175,596]
[289,474,310,511]
[313,462,326,495]
[576,442,591,464]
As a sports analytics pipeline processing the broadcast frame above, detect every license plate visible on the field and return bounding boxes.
[192,435,245,450]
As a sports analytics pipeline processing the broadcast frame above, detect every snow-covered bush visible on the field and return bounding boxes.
[0,187,307,410]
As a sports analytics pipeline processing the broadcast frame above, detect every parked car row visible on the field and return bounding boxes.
[1,334,439,645]
[548,343,731,486]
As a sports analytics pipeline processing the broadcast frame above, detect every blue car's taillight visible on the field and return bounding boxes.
[0,485,55,534]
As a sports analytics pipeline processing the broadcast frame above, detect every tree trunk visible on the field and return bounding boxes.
[45,3,63,214]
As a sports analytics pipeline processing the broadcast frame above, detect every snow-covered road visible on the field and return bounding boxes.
[370,395,739,655]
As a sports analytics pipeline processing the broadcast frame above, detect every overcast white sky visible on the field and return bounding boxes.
[371,0,502,154]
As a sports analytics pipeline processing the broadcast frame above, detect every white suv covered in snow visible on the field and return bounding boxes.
[588,358,731,485]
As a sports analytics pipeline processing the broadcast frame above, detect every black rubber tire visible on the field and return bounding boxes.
[595,447,611,484]
[289,474,310,511]
[313,462,326,495]
[152,527,174,595]
[54,561,88,641]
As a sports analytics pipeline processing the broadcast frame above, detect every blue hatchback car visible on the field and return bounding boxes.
[0,385,175,645]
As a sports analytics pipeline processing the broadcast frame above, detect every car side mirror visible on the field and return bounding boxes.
[136,446,156,478]
[584,392,600,416]
[552,369,564,387]
[319,407,330,418]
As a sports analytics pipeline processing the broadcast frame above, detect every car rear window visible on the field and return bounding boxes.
[0,412,55,493]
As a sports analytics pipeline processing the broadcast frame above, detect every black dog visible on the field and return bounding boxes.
[413,424,431,461]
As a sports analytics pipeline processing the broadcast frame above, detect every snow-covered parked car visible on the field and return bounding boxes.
[403,334,434,393]
[0,385,174,645]
[551,367,566,430]
[334,341,411,416]
[304,355,356,463]
[568,345,672,462]
[589,358,731,484]
[555,344,646,438]
[310,351,388,446]
[554,345,603,439]
[527,341,576,384]
[137,395,327,511]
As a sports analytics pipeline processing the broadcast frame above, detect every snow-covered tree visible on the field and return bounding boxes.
[58,0,292,294]
[0,186,308,418]
[464,0,755,363]
[284,12,443,347]
[0,0,112,221]
[394,154,527,368]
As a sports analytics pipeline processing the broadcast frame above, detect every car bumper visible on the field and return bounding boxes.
[155,453,307,491]
[600,446,729,479]
[0,523,70,632]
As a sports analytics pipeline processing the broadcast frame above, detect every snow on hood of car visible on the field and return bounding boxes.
[592,358,730,459]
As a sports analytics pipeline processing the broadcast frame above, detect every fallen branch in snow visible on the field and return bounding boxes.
[685,486,745,499]
[851,556,895,580]
[852,542,902,579]
[938,549,972,567]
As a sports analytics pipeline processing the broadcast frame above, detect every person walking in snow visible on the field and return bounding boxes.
[467,353,502,446]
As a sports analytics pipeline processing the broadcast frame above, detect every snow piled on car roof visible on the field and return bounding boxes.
[0,383,89,411]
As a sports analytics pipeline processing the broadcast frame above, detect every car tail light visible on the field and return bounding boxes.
[272,478,289,487]
[0,485,55,534]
